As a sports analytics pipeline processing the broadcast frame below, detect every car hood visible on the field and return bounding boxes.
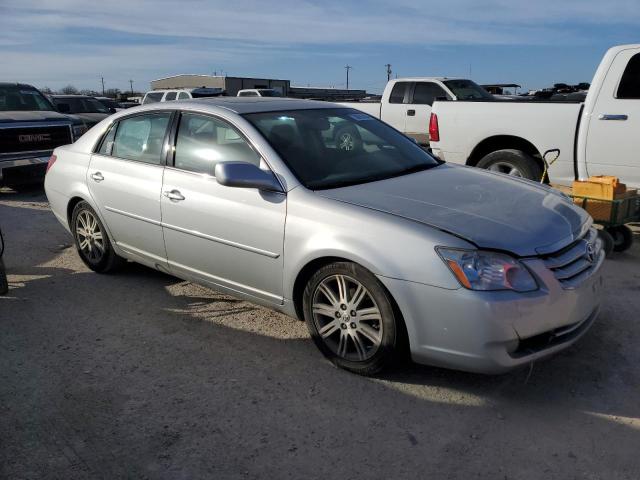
[317,164,590,256]
[0,110,72,123]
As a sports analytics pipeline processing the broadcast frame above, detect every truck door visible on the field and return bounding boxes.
[405,82,451,145]
[382,81,412,133]
[585,49,640,188]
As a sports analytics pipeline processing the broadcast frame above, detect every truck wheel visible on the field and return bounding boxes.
[606,225,634,252]
[476,149,542,181]
[598,229,614,257]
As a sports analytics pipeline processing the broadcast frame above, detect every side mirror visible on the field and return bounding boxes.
[56,103,70,113]
[215,161,283,192]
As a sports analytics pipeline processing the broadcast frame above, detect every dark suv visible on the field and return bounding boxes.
[0,83,86,186]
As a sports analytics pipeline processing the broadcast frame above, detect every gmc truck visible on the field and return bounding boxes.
[0,83,86,187]
[338,77,492,144]
[429,44,640,188]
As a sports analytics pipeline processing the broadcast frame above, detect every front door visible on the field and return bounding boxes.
[87,111,172,268]
[161,112,286,304]
[585,48,640,187]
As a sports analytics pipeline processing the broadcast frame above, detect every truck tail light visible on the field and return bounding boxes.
[429,113,440,142]
[46,154,57,173]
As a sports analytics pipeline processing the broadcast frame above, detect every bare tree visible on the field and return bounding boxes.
[104,88,121,99]
[40,86,53,94]
[80,89,100,96]
[60,85,79,95]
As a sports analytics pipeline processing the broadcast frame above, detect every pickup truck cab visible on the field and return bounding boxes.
[237,89,282,97]
[430,44,640,188]
[0,83,85,186]
[339,78,492,144]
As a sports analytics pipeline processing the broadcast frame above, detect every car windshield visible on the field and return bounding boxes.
[244,108,440,190]
[0,85,54,111]
[443,79,494,100]
[55,97,110,113]
[258,90,282,97]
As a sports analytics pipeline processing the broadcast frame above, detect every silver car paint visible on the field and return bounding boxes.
[44,98,604,374]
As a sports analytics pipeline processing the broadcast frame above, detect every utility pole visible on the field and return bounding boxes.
[129,79,134,95]
[345,65,352,90]
[101,77,105,96]
[385,64,392,81]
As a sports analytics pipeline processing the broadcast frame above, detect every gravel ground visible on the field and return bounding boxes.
[1,187,639,480]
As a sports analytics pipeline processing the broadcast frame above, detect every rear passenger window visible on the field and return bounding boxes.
[164,92,177,101]
[111,113,171,165]
[617,53,640,99]
[411,82,448,105]
[173,113,261,175]
[178,92,190,100]
[389,82,408,104]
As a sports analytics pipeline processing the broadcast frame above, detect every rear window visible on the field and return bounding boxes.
[389,82,409,104]
[617,53,640,99]
[443,80,494,100]
[143,92,164,104]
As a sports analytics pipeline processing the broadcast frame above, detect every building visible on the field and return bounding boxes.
[150,75,369,101]
[150,75,290,96]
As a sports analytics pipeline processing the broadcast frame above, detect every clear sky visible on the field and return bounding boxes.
[1,0,639,94]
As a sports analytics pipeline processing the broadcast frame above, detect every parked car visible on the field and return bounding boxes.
[95,96,122,113]
[0,225,7,295]
[44,97,604,375]
[141,88,224,104]
[0,83,86,186]
[338,78,492,144]
[51,95,112,129]
[430,44,640,188]
[237,89,282,97]
[117,101,139,109]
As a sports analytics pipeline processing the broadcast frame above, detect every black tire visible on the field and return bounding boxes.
[334,125,363,152]
[71,201,124,273]
[302,261,405,375]
[476,149,543,181]
[607,225,634,253]
[598,229,615,257]
[0,258,8,295]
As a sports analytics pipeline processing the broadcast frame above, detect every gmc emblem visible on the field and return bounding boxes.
[18,133,51,143]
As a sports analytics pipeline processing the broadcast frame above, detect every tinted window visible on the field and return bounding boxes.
[239,91,258,97]
[98,123,117,155]
[111,113,171,164]
[178,92,190,100]
[173,113,261,175]
[143,92,164,104]
[411,82,449,105]
[164,91,177,101]
[0,86,54,111]
[389,82,408,104]
[258,89,282,97]
[244,108,439,190]
[54,97,109,113]
[617,53,640,99]
[443,79,493,100]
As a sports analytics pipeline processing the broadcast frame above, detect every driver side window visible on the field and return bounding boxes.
[173,113,261,175]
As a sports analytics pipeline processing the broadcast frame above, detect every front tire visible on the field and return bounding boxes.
[476,149,542,181]
[71,201,124,273]
[302,261,404,375]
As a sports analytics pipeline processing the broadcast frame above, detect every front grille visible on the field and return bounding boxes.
[0,125,72,154]
[542,228,601,289]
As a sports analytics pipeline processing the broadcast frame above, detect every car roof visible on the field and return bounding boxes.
[52,94,94,98]
[186,97,337,114]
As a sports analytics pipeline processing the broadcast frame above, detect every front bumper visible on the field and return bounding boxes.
[379,250,605,374]
[0,154,50,185]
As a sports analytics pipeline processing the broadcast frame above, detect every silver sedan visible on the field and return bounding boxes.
[44,98,605,375]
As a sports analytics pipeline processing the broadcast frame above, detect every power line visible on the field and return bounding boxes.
[385,63,392,81]
[345,65,352,90]
[101,77,105,96]
[129,79,134,95]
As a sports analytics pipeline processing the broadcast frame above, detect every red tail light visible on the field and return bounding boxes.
[429,113,440,142]
[46,154,57,173]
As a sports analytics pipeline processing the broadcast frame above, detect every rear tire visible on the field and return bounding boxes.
[71,201,125,273]
[598,229,615,257]
[607,225,633,253]
[302,261,404,376]
[476,149,542,181]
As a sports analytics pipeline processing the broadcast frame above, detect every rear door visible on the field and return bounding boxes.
[404,81,450,144]
[585,48,640,187]
[87,111,172,268]
[381,81,411,132]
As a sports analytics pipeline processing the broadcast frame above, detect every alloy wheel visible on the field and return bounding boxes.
[311,274,383,361]
[488,161,523,177]
[75,210,105,262]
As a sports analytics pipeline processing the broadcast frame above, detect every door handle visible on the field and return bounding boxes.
[598,114,628,121]
[90,172,104,182]
[163,189,185,201]
[407,109,416,116]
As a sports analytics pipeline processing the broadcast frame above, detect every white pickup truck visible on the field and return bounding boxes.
[338,77,492,144]
[429,44,640,188]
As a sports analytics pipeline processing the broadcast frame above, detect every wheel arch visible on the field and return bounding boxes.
[467,135,543,170]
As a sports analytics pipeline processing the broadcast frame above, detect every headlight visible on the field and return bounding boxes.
[437,248,538,292]
[72,124,88,140]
